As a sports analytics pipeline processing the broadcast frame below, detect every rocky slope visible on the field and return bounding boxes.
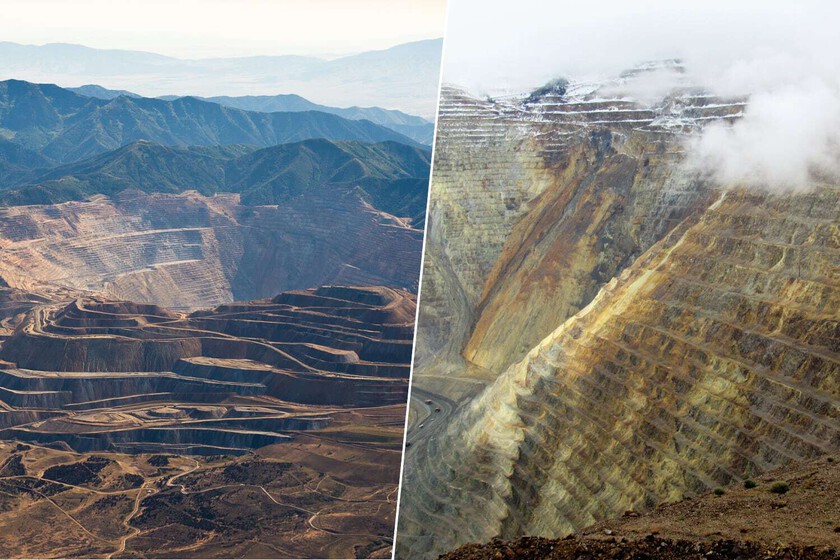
[441,452,840,559]
[416,70,744,375]
[398,65,839,558]
[0,188,422,309]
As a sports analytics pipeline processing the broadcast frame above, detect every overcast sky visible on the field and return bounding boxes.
[443,0,840,96]
[0,0,446,58]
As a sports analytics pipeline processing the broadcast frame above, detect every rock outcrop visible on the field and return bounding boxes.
[439,452,840,559]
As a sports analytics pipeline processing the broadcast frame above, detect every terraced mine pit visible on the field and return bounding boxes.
[0,190,422,309]
[397,63,840,559]
[0,412,404,558]
[0,71,426,558]
[0,285,414,557]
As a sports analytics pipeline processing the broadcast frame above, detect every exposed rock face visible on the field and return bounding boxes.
[439,452,840,559]
[0,285,415,454]
[463,131,713,374]
[415,87,552,368]
[398,71,839,559]
[0,190,422,309]
[418,81,743,374]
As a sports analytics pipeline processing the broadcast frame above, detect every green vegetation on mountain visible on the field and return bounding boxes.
[75,86,434,145]
[228,138,430,224]
[0,79,421,165]
[0,138,431,226]
[0,137,52,185]
[186,94,434,145]
[0,142,251,204]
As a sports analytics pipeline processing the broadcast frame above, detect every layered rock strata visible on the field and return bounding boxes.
[419,78,744,374]
[398,67,839,559]
[0,285,415,455]
[0,190,422,309]
[401,179,840,557]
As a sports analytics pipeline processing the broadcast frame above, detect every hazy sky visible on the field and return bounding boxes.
[0,0,447,58]
[443,0,840,95]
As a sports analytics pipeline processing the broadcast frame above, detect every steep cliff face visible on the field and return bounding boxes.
[415,80,743,375]
[0,190,422,309]
[463,132,713,373]
[401,181,839,557]
[398,69,838,559]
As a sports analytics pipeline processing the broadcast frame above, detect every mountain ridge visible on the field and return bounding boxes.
[0,79,422,166]
[0,138,431,227]
[0,39,444,117]
[72,86,435,145]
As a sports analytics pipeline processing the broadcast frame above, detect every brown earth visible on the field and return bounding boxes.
[0,285,414,558]
[0,404,404,559]
[441,452,840,559]
[0,191,422,310]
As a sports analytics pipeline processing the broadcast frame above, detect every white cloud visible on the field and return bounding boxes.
[688,81,840,190]
[442,0,837,95]
[441,0,840,191]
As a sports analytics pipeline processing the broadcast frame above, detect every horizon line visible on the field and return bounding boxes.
[0,37,444,63]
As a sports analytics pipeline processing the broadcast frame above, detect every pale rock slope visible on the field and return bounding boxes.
[0,190,422,309]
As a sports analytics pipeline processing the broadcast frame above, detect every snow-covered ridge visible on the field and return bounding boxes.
[441,61,748,135]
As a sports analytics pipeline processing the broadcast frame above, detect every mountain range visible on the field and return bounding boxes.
[0,79,422,168]
[1,138,430,226]
[0,39,443,117]
[72,85,434,145]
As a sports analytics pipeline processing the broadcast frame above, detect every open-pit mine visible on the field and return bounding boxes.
[396,62,840,558]
[0,78,429,558]
[0,284,414,558]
